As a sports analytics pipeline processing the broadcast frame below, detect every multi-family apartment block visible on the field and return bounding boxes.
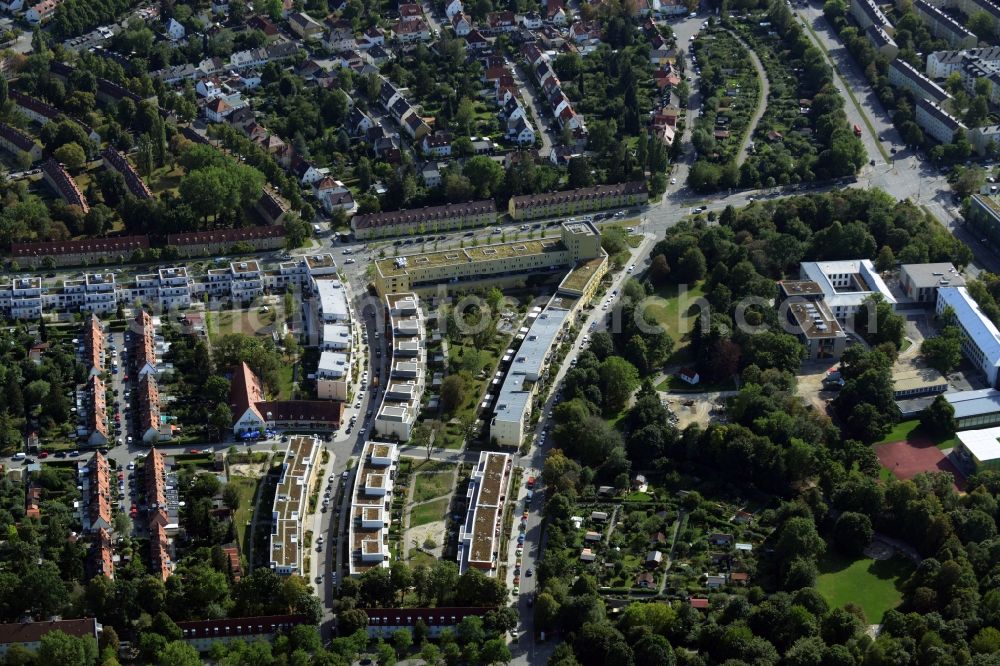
[0,123,43,163]
[351,200,497,239]
[888,59,950,103]
[458,452,512,575]
[10,235,150,268]
[269,435,321,575]
[374,221,603,296]
[166,226,285,257]
[508,181,648,220]
[491,305,571,447]
[0,277,44,320]
[348,441,400,575]
[53,272,117,314]
[914,96,968,143]
[207,260,264,302]
[230,362,344,435]
[101,148,153,199]
[312,278,353,400]
[129,267,193,311]
[912,0,978,48]
[375,293,425,442]
[42,158,89,214]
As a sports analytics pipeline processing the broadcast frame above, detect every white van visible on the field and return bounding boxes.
[11,452,25,460]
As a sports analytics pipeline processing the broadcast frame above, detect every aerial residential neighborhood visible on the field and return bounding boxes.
[3,0,1000,664]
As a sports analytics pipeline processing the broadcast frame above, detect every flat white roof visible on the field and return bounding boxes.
[318,351,349,377]
[938,287,1000,368]
[957,426,1000,462]
[322,323,351,346]
[315,278,349,319]
[800,259,896,308]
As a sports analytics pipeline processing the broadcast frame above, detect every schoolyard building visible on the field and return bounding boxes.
[936,286,1000,387]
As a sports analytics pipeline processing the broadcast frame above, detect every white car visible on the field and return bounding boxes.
[670,177,677,184]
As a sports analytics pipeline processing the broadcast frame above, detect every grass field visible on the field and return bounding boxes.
[645,281,707,343]
[228,475,260,555]
[412,470,454,503]
[875,419,958,450]
[410,497,450,528]
[816,552,913,623]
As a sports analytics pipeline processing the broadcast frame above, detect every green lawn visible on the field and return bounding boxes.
[409,497,450,528]
[412,470,454,503]
[276,363,295,400]
[816,552,913,623]
[644,281,708,348]
[875,419,958,450]
[228,475,260,555]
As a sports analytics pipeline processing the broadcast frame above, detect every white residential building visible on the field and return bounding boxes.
[0,277,44,320]
[348,441,400,575]
[52,272,117,314]
[207,260,264,302]
[315,278,349,322]
[129,267,193,311]
[375,293,425,442]
[166,18,186,41]
[491,305,570,447]
[457,451,512,575]
[317,351,350,400]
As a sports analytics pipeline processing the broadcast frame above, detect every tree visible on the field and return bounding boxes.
[222,484,241,511]
[855,295,904,349]
[921,326,962,374]
[833,511,873,556]
[775,517,825,569]
[968,10,995,40]
[440,375,465,415]
[480,638,511,665]
[208,403,232,440]
[875,246,895,272]
[158,641,201,666]
[338,608,370,635]
[675,246,707,282]
[921,394,956,438]
[53,142,86,171]
[39,631,98,666]
[461,156,504,199]
[972,627,1000,654]
[598,357,640,413]
[568,156,594,188]
[392,629,413,657]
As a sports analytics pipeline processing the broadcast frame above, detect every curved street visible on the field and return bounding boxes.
[727,29,771,167]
